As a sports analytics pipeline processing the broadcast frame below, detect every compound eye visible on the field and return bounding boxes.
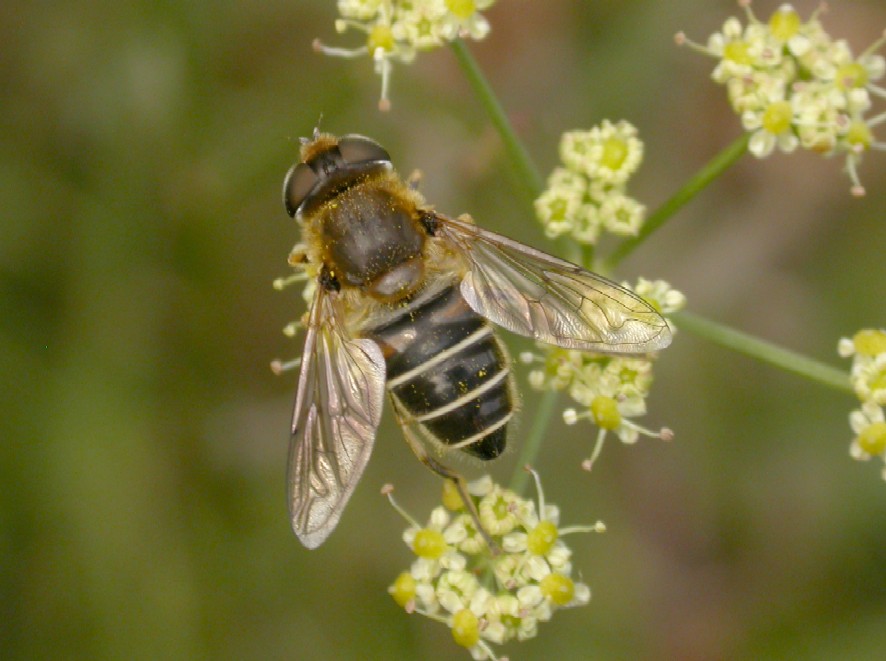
[337,134,390,164]
[283,162,318,217]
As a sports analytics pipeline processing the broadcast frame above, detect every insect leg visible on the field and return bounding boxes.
[389,397,500,554]
[405,169,423,191]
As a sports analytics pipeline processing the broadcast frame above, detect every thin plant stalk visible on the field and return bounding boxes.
[671,310,852,393]
[449,39,545,202]
[509,389,561,494]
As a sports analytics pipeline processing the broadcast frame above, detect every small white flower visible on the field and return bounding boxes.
[603,357,654,399]
[560,121,644,185]
[838,337,858,358]
[437,569,481,613]
[533,184,582,239]
[839,330,886,405]
[851,353,886,406]
[414,580,439,612]
[708,17,754,82]
[597,192,645,236]
[467,474,494,497]
[392,0,448,50]
[547,166,589,194]
[746,97,800,158]
[337,0,383,21]
[440,0,495,41]
[573,204,603,244]
[632,277,686,315]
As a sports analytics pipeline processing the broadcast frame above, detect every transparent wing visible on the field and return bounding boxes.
[435,214,671,353]
[288,286,386,548]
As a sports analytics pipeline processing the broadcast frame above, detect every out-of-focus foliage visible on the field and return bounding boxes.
[2,1,885,659]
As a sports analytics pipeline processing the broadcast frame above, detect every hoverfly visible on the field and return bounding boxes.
[282,131,671,548]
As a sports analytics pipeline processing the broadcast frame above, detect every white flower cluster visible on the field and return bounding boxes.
[534,120,646,244]
[521,279,684,470]
[387,471,600,660]
[680,2,886,195]
[317,0,497,110]
[838,329,886,479]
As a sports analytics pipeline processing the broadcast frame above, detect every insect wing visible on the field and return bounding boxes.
[288,288,386,548]
[435,214,671,353]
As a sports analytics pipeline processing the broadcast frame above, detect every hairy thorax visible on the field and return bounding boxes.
[314,176,428,301]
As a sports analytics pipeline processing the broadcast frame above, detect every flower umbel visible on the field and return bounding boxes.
[530,121,679,470]
[315,0,499,110]
[386,470,600,660]
[840,329,886,480]
[679,2,886,195]
[521,279,683,471]
[535,120,646,244]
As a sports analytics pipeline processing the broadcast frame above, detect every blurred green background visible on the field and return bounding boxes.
[3,1,886,659]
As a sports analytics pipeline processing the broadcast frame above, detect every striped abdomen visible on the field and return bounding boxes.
[363,284,513,459]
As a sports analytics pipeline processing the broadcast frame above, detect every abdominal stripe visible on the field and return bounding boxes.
[363,284,513,459]
[386,325,493,389]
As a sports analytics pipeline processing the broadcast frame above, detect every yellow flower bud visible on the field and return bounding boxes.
[527,520,559,556]
[591,395,621,430]
[853,330,886,357]
[389,572,416,608]
[412,529,447,559]
[540,573,575,606]
[451,608,480,648]
[769,6,801,42]
[368,24,394,53]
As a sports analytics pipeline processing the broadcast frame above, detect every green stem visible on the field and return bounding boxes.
[603,133,750,271]
[671,310,852,393]
[509,389,560,494]
[449,39,545,203]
